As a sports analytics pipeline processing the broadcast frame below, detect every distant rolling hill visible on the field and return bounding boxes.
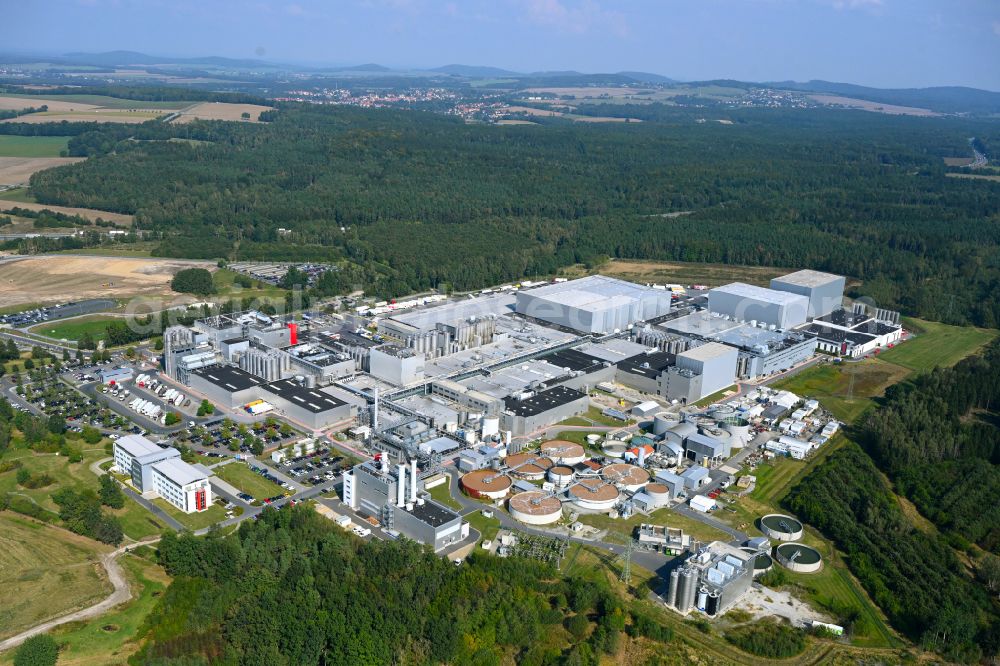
[430,64,522,78]
[773,80,1000,115]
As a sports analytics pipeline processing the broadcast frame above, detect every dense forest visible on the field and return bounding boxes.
[786,340,1000,663]
[860,341,1000,552]
[785,442,998,662]
[20,102,1000,326]
[141,506,668,666]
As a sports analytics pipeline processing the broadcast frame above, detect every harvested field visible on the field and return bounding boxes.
[0,95,99,113]
[0,200,133,225]
[807,94,938,117]
[496,119,537,125]
[0,157,84,186]
[524,86,654,98]
[0,255,213,308]
[3,110,164,124]
[943,156,974,167]
[171,102,272,123]
[571,115,641,123]
[503,105,564,117]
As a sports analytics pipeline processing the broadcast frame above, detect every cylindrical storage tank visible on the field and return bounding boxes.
[741,549,774,577]
[601,463,650,492]
[653,412,678,436]
[586,434,601,446]
[505,452,554,481]
[675,567,693,611]
[664,422,696,447]
[706,591,721,616]
[722,420,752,447]
[540,440,586,465]
[775,543,822,573]
[667,568,680,608]
[710,405,736,421]
[644,483,671,508]
[760,514,804,542]
[547,465,575,487]
[682,569,698,611]
[508,490,562,525]
[601,441,628,459]
[568,478,620,511]
[696,587,709,611]
[460,470,512,500]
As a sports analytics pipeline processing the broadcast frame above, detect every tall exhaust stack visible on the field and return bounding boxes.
[410,459,418,502]
[396,463,407,507]
[380,451,389,474]
[372,388,379,431]
[638,446,647,467]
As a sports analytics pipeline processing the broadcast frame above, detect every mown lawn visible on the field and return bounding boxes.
[151,498,227,532]
[769,359,909,423]
[29,315,120,342]
[877,317,997,372]
[213,461,284,500]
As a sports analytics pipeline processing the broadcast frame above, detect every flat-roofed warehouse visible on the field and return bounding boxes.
[516,276,671,334]
[769,270,845,320]
[188,364,263,408]
[502,385,589,435]
[260,378,355,429]
[708,283,809,330]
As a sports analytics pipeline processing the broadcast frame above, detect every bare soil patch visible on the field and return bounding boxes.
[807,94,938,117]
[0,255,213,308]
[0,157,85,185]
[943,156,974,167]
[3,111,163,124]
[171,102,272,123]
[0,96,98,112]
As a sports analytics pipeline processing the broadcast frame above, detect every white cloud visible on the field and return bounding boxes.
[520,0,628,37]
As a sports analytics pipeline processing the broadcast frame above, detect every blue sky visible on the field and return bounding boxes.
[8,0,1000,89]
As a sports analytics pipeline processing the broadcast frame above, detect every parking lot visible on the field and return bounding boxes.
[275,448,350,487]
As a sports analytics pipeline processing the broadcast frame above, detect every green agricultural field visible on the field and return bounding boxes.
[0,554,172,666]
[0,187,36,202]
[30,314,119,342]
[0,135,70,157]
[877,317,997,372]
[0,512,112,641]
[212,268,287,300]
[212,462,284,501]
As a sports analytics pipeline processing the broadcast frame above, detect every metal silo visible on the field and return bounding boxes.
[667,568,680,608]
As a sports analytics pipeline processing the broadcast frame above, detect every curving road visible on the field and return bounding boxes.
[0,535,161,653]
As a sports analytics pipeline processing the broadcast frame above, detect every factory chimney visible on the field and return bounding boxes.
[372,387,379,431]
[380,450,389,474]
[396,463,407,507]
[638,446,647,467]
[410,459,418,503]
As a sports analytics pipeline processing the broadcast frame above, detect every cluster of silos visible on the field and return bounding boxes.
[667,566,699,613]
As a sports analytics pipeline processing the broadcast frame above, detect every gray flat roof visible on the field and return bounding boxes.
[409,498,461,528]
[152,457,209,486]
[772,269,843,288]
[115,434,163,458]
[264,379,348,414]
[679,342,736,362]
[191,364,261,392]
[385,293,515,332]
[710,282,809,306]
[519,275,662,313]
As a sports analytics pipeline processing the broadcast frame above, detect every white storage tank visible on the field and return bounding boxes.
[547,465,575,487]
[540,440,586,465]
[568,478,620,511]
[508,491,563,525]
[653,412,679,436]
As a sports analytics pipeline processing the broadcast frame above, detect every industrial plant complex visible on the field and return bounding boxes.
[104,267,894,618]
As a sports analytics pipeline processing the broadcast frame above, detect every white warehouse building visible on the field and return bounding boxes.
[516,276,671,334]
[769,270,845,320]
[708,283,809,330]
